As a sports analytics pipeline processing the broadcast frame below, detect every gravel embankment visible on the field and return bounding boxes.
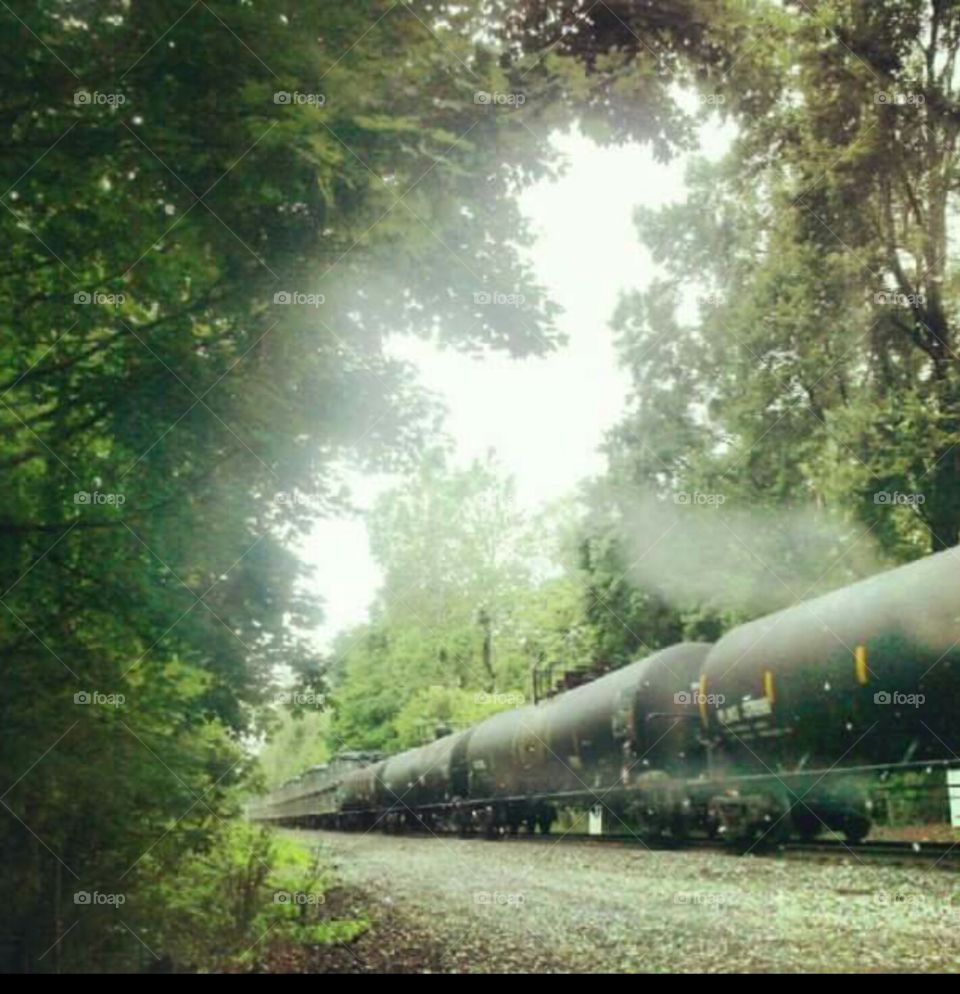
[285,829,960,973]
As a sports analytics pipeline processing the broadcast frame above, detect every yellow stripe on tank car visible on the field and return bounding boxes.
[855,644,869,685]
[763,669,775,705]
[698,674,709,726]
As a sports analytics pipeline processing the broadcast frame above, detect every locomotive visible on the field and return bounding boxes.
[252,548,960,846]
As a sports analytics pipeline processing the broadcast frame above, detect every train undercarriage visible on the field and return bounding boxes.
[276,774,873,849]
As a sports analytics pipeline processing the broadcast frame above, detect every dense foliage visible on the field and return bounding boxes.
[606,0,960,561]
[0,0,571,971]
[322,455,596,753]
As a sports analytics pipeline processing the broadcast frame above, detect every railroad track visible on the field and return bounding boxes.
[445,829,960,865]
[785,837,960,863]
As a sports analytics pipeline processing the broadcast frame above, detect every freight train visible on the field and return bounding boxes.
[251,548,960,846]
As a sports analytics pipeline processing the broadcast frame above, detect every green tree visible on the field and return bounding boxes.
[0,0,572,970]
[607,0,960,562]
[329,453,534,748]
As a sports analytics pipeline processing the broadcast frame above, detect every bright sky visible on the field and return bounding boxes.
[299,118,736,647]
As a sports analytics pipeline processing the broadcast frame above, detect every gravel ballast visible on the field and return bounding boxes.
[283,829,960,972]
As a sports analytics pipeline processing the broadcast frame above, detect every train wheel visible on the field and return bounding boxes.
[474,805,499,838]
[843,816,870,845]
